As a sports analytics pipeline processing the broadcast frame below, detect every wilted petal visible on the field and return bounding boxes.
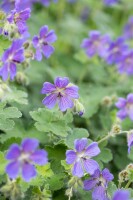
[72,161,84,177]
[85,142,100,157]
[58,96,74,111]
[83,159,99,175]
[102,168,114,182]
[6,161,20,179]
[65,86,79,99]
[42,93,57,109]
[54,77,69,88]
[41,82,56,94]
[74,138,88,152]
[22,163,36,182]
[22,138,39,152]
[6,144,20,160]
[66,150,76,164]
[30,150,48,165]
[84,179,97,190]
[92,186,107,200]
[42,44,54,58]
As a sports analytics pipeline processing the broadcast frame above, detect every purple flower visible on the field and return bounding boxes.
[127,131,133,153]
[7,8,31,36]
[34,0,58,6]
[1,0,15,13]
[84,168,114,200]
[103,0,119,6]
[81,31,110,58]
[0,39,25,81]
[32,25,57,61]
[15,0,33,10]
[115,94,133,121]
[41,77,79,111]
[117,50,133,75]
[5,138,48,182]
[123,16,133,40]
[66,138,100,177]
[112,189,130,200]
[106,37,128,65]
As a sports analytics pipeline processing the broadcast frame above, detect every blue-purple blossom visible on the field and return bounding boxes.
[106,37,128,65]
[127,131,133,153]
[66,138,100,177]
[1,0,15,13]
[5,138,48,182]
[117,50,133,75]
[103,0,119,6]
[7,7,31,37]
[33,0,58,6]
[41,77,79,111]
[123,16,133,40]
[112,189,130,200]
[32,25,57,61]
[81,31,110,58]
[0,39,25,81]
[84,168,114,200]
[115,93,133,121]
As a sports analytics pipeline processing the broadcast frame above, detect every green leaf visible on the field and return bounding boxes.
[47,174,65,191]
[0,36,11,56]
[37,163,54,178]
[107,182,117,198]
[0,152,7,175]
[30,108,72,137]
[65,128,89,148]
[96,148,113,164]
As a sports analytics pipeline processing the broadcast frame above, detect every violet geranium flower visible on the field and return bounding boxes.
[127,131,133,153]
[5,138,48,182]
[41,77,79,111]
[32,25,57,61]
[81,31,110,58]
[0,39,25,81]
[106,37,128,65]
[1,0,15,13]
[84,168,114,200]
[117,50,133,75]
[66,138,100,177]
[115,93,133,121]
[112,189,130,200]
[123,16,133,40]
[7,7,31,37]
[103,0,119,6]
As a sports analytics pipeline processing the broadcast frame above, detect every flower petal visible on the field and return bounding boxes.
[22,138,39,152]
[83,159,99,175]
[58,96,74,111]
[127,93,133,103]
[42,44,54,58]
[74,138,88,152]
[30,150,48,165]
[84,179,97,190]
[85,142,100,157]
[9,63,17,80]
[35,49,42,61]
[45,30,57,43]
[117,109,127,120]
[32,36,39,48]
[54,77,69,88]
[65,86,79,99]
[6,144,21,160]
[102,168,114,182]
[72,161,84,177]
[22,163,36,182]
[39,25,48,38]
[41,82,56,94]
[115,98,126,108]
[92,186,107,200]
[0,64,8,81]
[66,150,77,164]
[112,189,130,200]
[42,93,57,109]
[6,161,20,179]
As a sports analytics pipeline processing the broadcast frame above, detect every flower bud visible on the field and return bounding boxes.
[73,99,85,116]
[111,124,121,135]
[101,96,112,107]
[119,170,129,182]
[16,72,29,86]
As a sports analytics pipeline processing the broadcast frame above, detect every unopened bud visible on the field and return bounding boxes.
[16,72,29,86]
[111,124,121,135]
[119,170,129,182]
[101,96,112,107]
[73,99,85,116]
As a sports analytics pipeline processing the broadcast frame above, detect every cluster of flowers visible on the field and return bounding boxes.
[81,16,133,76]
[0,0,57,81]
[1,0,57,13]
